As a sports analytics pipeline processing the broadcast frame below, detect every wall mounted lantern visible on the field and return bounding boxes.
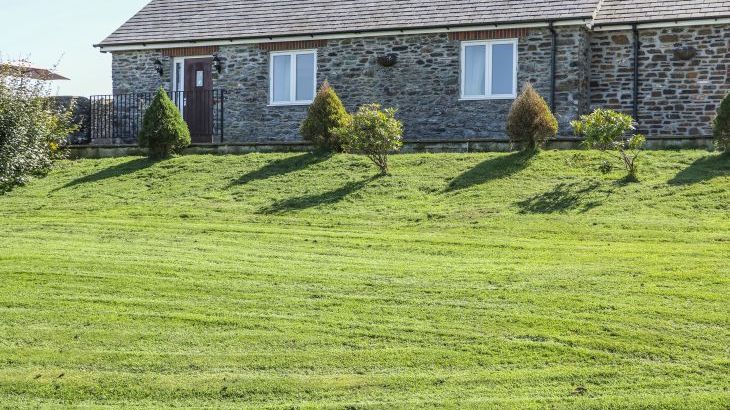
[153,59,164,77]
[377,53,398,67]
[212,55,223,74]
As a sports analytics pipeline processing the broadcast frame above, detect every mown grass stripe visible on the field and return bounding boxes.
[0,151,727,408]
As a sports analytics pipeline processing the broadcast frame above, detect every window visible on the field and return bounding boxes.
[270,50,317,105]
[174,61,183,92]
[460,40,518,100]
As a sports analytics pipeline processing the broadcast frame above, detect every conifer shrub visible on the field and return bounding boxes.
[506,83,559,151]
[138,88,190,158]
[300,81,350,152]
[335,103,403,175]
[712,91,730,152]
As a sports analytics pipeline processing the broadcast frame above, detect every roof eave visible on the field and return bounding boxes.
[95,16,593,51]
[592,14,730,29]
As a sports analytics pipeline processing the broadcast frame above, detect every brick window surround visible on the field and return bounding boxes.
[259,40,328,51]
[161,46,220,57]
[448,28,530,41]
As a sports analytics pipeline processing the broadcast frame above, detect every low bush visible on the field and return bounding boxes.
[712,91,730,152]
[506,83,558,151]
[335,103,403,175]
[138,88,190,158]
[571,108,646,180]
[300,81,350,152]
[0,61,76,193]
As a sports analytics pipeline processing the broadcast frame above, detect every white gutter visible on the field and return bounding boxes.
[97,19,590,53]
[593,17,730,31]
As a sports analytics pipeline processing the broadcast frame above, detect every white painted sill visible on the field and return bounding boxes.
[459,96,516,101]
[268,101,313,107]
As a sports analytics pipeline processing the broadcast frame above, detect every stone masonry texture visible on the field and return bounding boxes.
[51,96,91,145]
[590,24,730,138]
[109,23,728,144]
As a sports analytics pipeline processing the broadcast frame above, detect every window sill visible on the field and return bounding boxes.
[459,96,516,101]
[268,101,313,107]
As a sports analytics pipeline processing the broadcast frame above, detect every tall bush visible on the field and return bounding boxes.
[571,108,646,180]
[335,103,403,175]
[138,87,190,158]
[0,61,76,193]
[300,81,350,152]
[713,91,730,152]
[506,83,558,151]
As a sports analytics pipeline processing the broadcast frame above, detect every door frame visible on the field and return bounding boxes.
[172,56,216,144]
[171,55,214,110]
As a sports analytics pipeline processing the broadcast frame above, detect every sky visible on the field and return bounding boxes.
[1,0,150,96]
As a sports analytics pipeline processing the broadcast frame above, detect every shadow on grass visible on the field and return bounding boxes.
[516,181,603,214]
[56,157,157,190]
[668,153,729,185]
[446,150,536,192]
[0,183,14,195]
[261,175,380,214]
[228,152,331,187]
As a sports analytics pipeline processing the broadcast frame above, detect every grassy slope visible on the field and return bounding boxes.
[0,150,728,409]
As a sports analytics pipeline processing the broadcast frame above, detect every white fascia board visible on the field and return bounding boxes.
[593,17,730,31]
[97,19,590,53]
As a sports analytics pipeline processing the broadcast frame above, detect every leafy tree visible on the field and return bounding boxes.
[506,83,558,151]
[335,103,403,175]
[712,91,730,152]
[571,108,646,181]
[0,60,76,193]
[138,88,190,158]
[300,81,351,152]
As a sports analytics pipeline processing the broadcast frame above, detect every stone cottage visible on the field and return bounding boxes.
[95,0,729,146]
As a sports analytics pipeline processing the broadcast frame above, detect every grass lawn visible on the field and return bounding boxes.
[0,150,728,409]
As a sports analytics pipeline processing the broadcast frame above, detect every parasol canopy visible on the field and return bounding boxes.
[1,61,69,80]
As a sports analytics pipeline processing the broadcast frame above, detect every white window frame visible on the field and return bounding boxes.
[269,49,318,106]
[460,39,518,100]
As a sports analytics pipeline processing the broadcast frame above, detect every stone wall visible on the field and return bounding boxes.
[111,27,590,143]
[590,25,730,138]
[49,96,91,144]
[212,31,548,142]
[112,51,170,94]
[108,23,730,143]
[554,27,591,133]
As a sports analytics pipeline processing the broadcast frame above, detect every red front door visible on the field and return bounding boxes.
[183,58,214,143]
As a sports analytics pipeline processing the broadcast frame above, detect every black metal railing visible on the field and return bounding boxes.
[88,90,225,145]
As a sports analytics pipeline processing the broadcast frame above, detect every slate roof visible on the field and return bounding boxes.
[593,0,730,26]
[98,0,730,47]
[97,0,599,46]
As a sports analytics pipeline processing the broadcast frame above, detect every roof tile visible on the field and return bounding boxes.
[594,0,730,25]
[98,0,599,46]
[98,0,730,47]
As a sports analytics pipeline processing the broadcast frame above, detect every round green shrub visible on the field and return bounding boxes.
[335,103,403,175]
[571,108,646,181]
[300,81,350,152]
[138,88,191,158]
[713,91,730,152]
[571,108,635,150]
[506,83,558,151]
